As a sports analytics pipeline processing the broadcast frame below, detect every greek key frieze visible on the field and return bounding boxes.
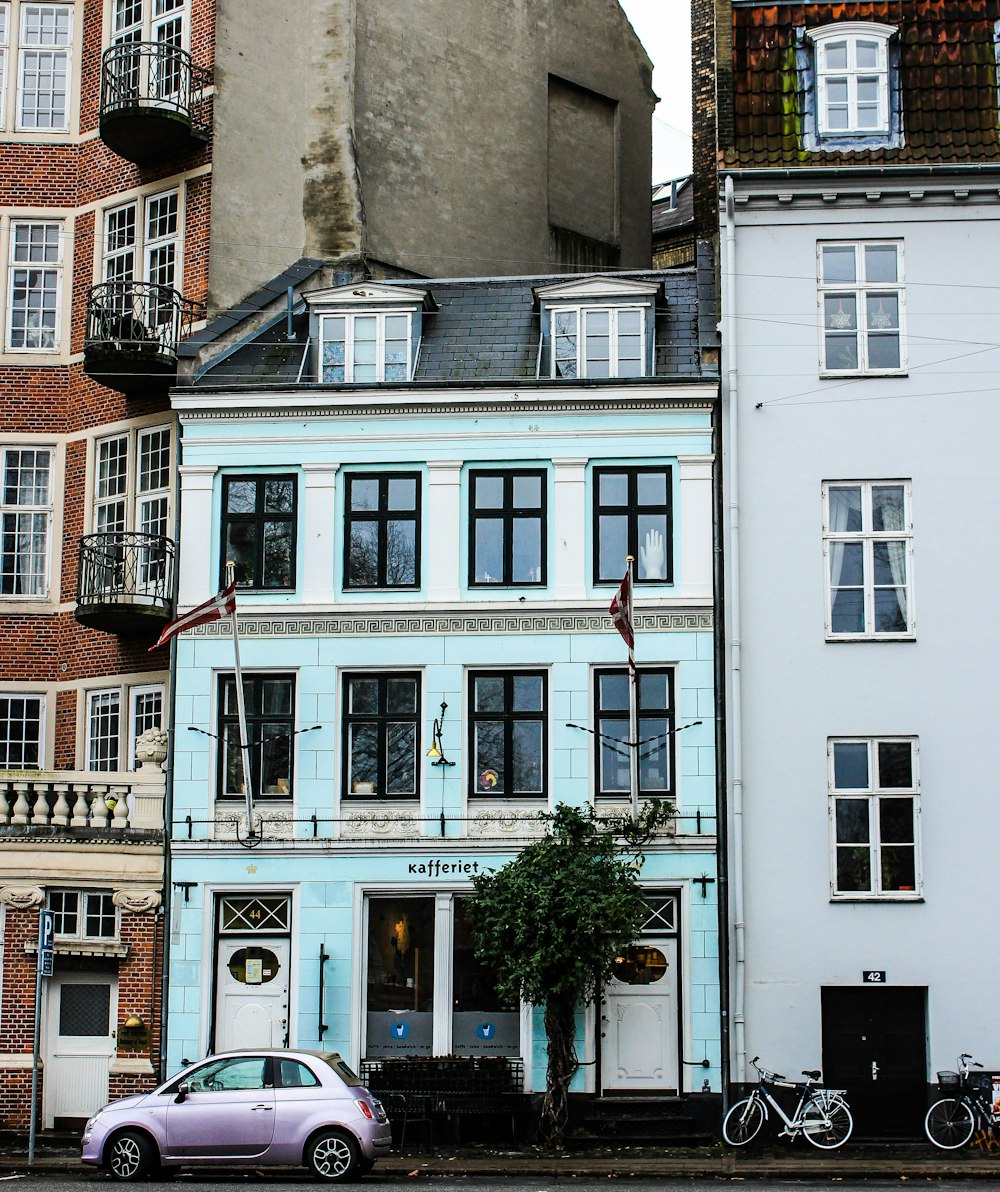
[189,609,711,639]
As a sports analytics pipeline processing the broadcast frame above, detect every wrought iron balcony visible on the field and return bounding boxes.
[76,531,175,636]
[84,281,203,395]
[100,41,210,164]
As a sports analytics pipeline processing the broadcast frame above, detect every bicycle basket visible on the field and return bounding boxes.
[937,1071,960,1092]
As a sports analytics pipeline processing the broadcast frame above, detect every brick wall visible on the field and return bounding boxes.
[0,0,213,754]
[0,902,164,1129]
[691,0,732,243]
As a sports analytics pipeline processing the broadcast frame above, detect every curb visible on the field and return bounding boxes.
[5,1150,1000,1179]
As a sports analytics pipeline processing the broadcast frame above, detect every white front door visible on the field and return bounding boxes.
[43,972,118,1126]
[601,938,679,1092]
[215,939,289,1052]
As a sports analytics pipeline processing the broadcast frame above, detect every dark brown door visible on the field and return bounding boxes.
[821,986,926,1138]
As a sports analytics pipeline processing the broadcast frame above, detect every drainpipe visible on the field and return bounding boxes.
[159,416,182,1082]
[724,175,747,1086]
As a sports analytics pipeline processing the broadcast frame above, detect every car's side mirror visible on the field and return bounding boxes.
[174,1083,190,1104]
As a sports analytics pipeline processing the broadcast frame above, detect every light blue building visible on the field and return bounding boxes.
[165,262,720,1120]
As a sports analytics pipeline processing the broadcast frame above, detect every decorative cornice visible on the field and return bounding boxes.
[112,889,162,914]
[0,885,44,908]
[188,608,712,639]
[175,391,716,420]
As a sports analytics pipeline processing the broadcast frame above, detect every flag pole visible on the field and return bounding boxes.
[226,562,255,836]
[626,554,639,824]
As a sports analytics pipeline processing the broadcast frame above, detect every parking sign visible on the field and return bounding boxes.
[38,910,54,977]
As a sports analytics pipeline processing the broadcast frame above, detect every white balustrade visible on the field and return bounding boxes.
[0,768,165,831]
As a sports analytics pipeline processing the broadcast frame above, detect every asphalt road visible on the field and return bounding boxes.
[8,1179,1000,1191]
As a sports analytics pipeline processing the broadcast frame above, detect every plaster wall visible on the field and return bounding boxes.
[353,0,654,277]
[209,1,654,311]
[210,0,361,312]
[724,188,1000,1075]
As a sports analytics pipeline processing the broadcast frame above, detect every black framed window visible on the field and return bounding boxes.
[469,670,546,798]
[593,466,672,585]
[343,672,420,799]
[344,472,420,589]
[595,668,673,798]
[469,469,545,586]
[221,475,296,590]
[218,673,294,799]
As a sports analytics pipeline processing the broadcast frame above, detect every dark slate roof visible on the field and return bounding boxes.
[727,0,1000,168]
[178,258,325,359]
[652,178,694,236]
[193,269,706,387]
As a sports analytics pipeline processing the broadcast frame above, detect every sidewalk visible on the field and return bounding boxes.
[6,1136,1000,1179]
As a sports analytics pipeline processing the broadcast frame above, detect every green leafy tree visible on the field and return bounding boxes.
[467,800,669,1147]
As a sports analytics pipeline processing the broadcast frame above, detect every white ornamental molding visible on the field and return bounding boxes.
[111,890,162,914]
[189,609,712,640]
[0,885,44,909]
[341,812,419,839]
[468,810,547,839]
[214,809,294,841]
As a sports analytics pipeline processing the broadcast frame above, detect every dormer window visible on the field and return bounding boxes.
[305,281,433,385]
[320,312,411,383]
[808,24,893,138]
[534,276,659,381]
[551,306,644,379]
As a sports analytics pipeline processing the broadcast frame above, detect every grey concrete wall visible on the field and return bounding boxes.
[353,0,654,277]
[210,0,363,313]
[209,0,653,312]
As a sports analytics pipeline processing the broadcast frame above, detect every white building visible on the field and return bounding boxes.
[712,0,1000,1137]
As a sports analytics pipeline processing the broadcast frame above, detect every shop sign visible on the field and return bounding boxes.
[407,859,482,878]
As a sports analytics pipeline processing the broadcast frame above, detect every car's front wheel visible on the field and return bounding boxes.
[106,1129,156,1182]
[306,1128,362,1182]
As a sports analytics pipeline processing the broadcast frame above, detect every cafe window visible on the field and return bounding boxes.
[365,895,435,1057]
[364,893,519,1058]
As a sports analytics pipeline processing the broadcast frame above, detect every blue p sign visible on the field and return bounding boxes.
[40,910,54,951]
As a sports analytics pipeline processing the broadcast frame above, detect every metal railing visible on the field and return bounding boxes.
[85,282,203,360]
[77,531,175,612]
[100,40,209,133]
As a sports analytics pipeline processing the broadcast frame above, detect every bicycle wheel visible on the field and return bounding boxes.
[802,1096,853,1149]
[722,1096,766,1146]
[925,1098,975,1149]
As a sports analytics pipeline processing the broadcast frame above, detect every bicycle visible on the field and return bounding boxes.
[925,1053,994,1149]
[722,1056,854,1149]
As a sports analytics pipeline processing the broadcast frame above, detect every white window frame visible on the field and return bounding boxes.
[0,445,52,598]
[319,310,412,384]
[810,23,893,136]
[549,304,646,379]
[0,690,44,769]
[48,889,119,940]
[818,240,904,375]
[86,680,165,772]
[0,4,9,130]
[128,682,163,769]
[7,219,63,352]
[92,422,172,536]
[15,2,72,132]
[87,687,122,771]
[829,736,921,900]
[102,189,179,291]
[823,479,913,640]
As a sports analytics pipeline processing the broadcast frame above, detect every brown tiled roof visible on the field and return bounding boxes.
[726,1,1000,167]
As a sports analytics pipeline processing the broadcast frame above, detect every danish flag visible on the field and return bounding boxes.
[149,581,237,651]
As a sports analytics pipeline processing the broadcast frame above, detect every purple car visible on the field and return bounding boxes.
[81,1049,391,1182]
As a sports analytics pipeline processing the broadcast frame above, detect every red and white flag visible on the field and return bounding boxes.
[149,581,237,652]
[610,568,635,658]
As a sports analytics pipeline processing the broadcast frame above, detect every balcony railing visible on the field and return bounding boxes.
[100,41,210,163]
[0,773,164,833]
[84,281,203,395]
[76,531,175,636]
